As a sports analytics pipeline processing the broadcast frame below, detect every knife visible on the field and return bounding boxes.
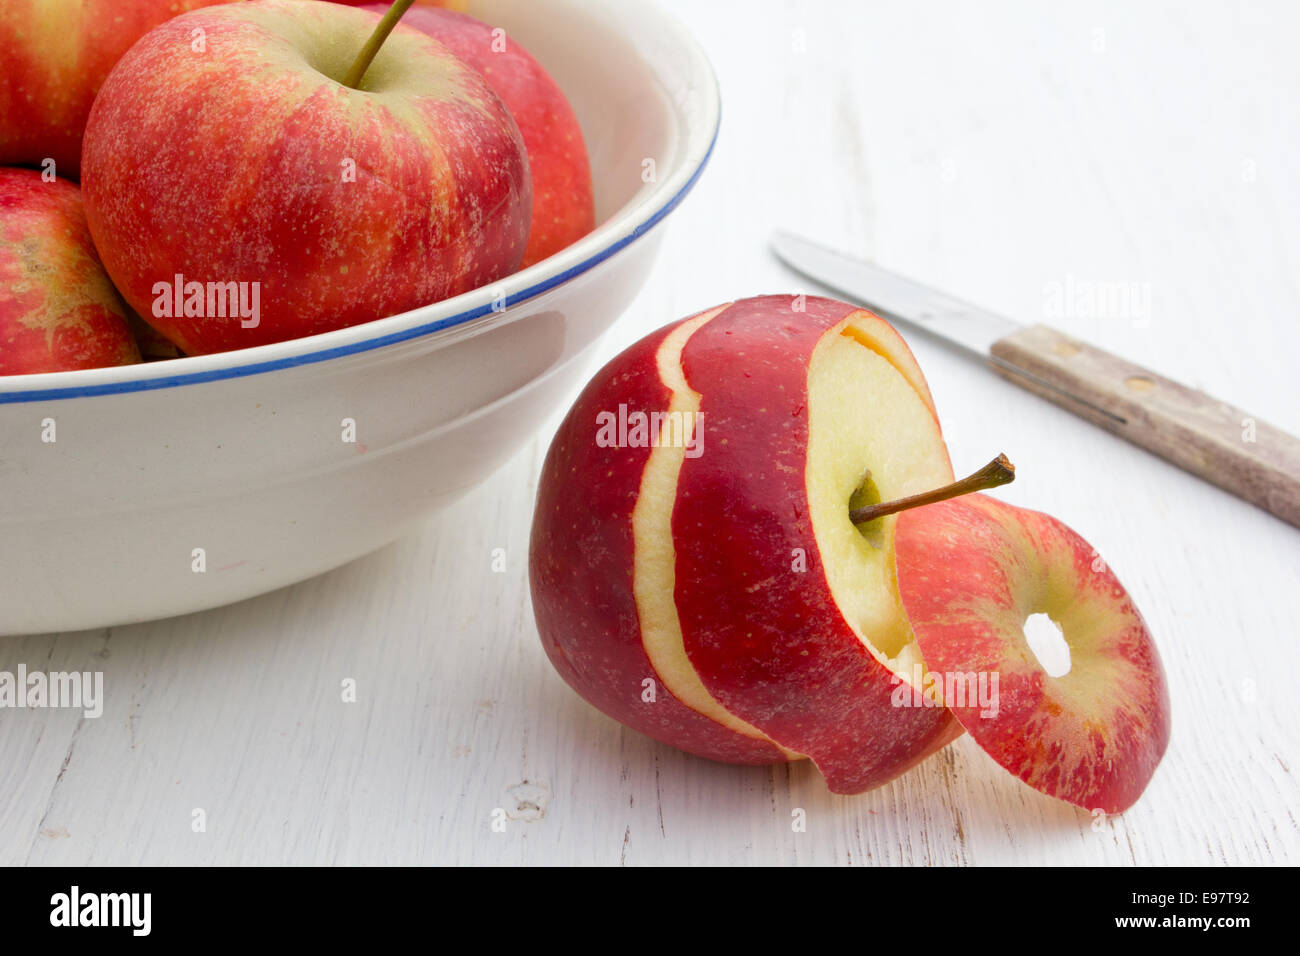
[771,231,1300,529]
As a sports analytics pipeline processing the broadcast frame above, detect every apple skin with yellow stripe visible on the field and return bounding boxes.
[0,169,140,374]
[529,295,961,791]
[80,0,530,355]
[0,0,224,179]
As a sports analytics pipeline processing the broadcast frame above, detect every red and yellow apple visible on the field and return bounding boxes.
[81,0,532,355]
[0,168,139,375]
[530,294,1171,808]
[360,3,595,266]
[0,0,222,179]
[530,295,962,792]
[895,494,1171,813]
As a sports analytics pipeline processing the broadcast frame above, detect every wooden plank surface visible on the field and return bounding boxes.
[3,0,1298,866]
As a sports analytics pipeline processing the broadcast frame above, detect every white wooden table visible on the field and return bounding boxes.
[4,0,1297,866]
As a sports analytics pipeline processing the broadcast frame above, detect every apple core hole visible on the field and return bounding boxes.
[849,471,885,549]
[1024,612,1071,677]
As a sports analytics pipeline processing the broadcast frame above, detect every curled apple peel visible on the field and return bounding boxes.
[895,494,1171,813]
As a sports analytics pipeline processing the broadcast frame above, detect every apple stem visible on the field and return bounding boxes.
[341,0,418,90]
[849,454,1016,525]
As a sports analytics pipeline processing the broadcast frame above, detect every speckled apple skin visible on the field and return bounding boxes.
[362,4,595,267]
[0,0,222,179]
[896,494,1171,813]
[530,314,787,764]
[0,168,139,374]
[80,0,531,356]
[671,296,961,794]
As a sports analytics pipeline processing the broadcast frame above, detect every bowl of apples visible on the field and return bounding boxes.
[0,0,719,635]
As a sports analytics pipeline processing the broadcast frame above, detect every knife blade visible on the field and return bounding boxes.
[771,230,1300,528]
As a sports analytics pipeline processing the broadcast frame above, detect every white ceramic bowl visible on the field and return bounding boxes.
[0,0,719,636]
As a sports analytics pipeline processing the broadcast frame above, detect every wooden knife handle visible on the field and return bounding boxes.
[989,323,1300,529]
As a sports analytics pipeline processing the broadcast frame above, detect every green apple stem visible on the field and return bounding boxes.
[849,454,1016,525]
[341,0,417,90]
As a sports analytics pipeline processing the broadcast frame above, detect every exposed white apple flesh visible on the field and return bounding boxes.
[806,323,958,672]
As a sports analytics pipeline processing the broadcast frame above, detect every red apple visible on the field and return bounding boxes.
[0,0,222,179]
[361,3,595,267]
[895,494,1171,812]
[0,168,139,375]
[81,0,531,355]
[530,295,961,791]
